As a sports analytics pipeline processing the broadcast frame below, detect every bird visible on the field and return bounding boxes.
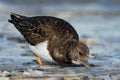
[8,13,89,68]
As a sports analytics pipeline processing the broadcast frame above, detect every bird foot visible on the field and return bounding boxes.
[33,53,44,66]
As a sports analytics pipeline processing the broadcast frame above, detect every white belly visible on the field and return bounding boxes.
[28,40,55,62]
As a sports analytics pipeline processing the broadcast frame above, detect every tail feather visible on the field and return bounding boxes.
[10,13,27,19]
[8,13,27,24]
[8,19,13,23]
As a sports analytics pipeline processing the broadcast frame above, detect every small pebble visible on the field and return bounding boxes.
[21,52,33,56]
[7,36,25,43]
[97,75,112,80]
[0,57,5,61]
[32,70,43,77]
[0,33,4,38]
[2,71,10,77]
[83,76,89,80]
[23,69,43,77]
[22,62,36,65]
[79,38,98,45]
[0,77,9,80]
[23,71,31,76]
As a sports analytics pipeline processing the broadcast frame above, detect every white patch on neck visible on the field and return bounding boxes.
[28,40,55,62]
[72,60,81,64]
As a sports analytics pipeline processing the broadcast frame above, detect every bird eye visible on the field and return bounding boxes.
[79,52,84,56]
[79,52,82,55]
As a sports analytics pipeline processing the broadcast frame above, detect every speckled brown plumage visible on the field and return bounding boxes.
[9,13,89,67]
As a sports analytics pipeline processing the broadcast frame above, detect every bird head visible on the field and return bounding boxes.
[69,41,89,68]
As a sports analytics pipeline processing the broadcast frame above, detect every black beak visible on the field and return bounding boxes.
[82,60,90,68]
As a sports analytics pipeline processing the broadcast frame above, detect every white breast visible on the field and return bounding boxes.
[28,40,55,62]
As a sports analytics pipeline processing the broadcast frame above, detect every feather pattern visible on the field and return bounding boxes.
[9,13,89,67]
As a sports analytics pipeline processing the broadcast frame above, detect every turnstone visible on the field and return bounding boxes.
[8,13,89,68]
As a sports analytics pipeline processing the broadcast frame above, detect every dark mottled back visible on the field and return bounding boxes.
[9,14,79,45]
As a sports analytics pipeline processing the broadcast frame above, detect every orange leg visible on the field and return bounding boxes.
[33,54,44,66]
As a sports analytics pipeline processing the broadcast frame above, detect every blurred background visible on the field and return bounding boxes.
[0,0,120,36]
[0,0,120,15]
[0,0,120,77]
